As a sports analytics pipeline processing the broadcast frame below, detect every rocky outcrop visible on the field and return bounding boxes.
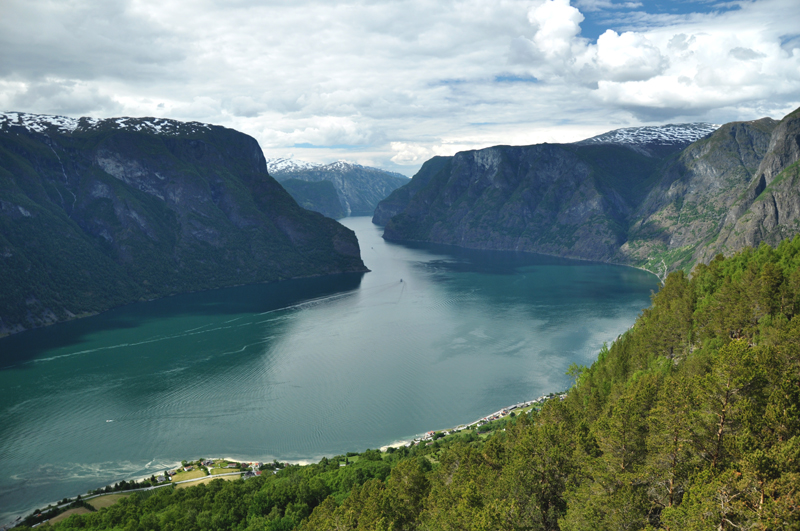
[0,112,367,336]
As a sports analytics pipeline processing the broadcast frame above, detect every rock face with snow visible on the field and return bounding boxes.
[576,122,720,157]
[0,112,367,336]
[269,159,409,216]
[375,111,800,277]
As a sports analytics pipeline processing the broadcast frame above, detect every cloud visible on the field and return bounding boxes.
[2,79,123,116]
[574,0,642,12]
[514,0,800,120]
[0,0,798,174]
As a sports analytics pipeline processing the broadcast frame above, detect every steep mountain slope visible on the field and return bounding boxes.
[379,141,668,262]
[372,156,451,226]
[377,111,800,275]
[701,108,800,260]
[279,178,347,219]
[619,118,779,275]
[269,159,409,216]
[0,112,367,336]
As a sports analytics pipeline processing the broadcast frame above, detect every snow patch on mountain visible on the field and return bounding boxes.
[578,123,719,146]
[0,112,84,133]
[266,158,324,173]
[267,158,406,178]
[1,112,212,136]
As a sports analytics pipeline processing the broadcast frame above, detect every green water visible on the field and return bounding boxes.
[0,217,658,522]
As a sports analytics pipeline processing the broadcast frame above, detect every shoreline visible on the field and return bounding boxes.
[5,392,566,529]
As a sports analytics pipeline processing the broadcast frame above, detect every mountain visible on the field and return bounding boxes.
[278,178,347,219]
[375,110,800,276]
[620,117,780,275]
[269,159,409,216]
[0,112,367,336]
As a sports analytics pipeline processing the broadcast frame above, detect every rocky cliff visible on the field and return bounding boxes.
[701,108,800,261]
[376,110,800,277]
[0,112,367,336]
[270,160,409,216]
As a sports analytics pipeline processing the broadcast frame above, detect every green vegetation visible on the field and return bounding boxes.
[19,237,799,530]
[87,494,131,510]
[176,475,239,489]
[171,469,206,483]
[48,507,92,525]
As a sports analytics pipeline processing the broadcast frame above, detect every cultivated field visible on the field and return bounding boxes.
[171,469,206,482]
[88,493,130,510]
[176,474,240,489]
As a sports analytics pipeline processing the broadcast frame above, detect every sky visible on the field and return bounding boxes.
[1,0,799,176]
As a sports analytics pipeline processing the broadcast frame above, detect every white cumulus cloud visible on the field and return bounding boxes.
[0,0,798,174]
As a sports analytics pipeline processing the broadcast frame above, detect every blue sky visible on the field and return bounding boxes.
[1,0,798,175]
[577,0,743,39]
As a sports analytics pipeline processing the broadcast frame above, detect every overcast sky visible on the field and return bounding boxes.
[1,0,798,175]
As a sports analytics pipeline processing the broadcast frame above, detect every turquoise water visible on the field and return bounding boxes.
[0,217,658,522]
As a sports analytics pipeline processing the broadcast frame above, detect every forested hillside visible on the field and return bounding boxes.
[32,237,800,530]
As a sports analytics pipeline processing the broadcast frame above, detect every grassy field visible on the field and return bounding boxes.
[49,507,92,524]
[171,469,206,482]
[88,493,130,510]
[176,474,240,489]
[210,467,239,475]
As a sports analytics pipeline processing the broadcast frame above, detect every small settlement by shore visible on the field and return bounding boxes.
[397,392,567,449]
[8,392,566,530]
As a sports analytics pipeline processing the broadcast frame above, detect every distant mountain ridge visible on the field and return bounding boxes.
[375,111,800,277]
[268,158,409,217]
[0,112,367,336]
[266,157,324,173]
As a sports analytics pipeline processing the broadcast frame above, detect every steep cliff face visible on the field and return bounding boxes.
[376,109,800,276]
[270,160,409,216]
[0,113,367,336]
[381,143,663,261]
[701,108,800,260]
[619,118,778,274]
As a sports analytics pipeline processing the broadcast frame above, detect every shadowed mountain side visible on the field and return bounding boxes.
[279,179,347,219]
[0,113,367,336]
[380,143,664,263]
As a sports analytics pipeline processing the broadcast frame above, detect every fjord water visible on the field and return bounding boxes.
[0,217,657,521]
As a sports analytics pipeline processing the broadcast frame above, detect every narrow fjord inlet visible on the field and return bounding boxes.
[0,217,657,522]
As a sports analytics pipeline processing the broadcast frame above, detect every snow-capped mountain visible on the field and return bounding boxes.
[266,158,405,177]
[265,157,323,173]
[269,158,409,217]
[578,123,719,147]
[0,111,213,136]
